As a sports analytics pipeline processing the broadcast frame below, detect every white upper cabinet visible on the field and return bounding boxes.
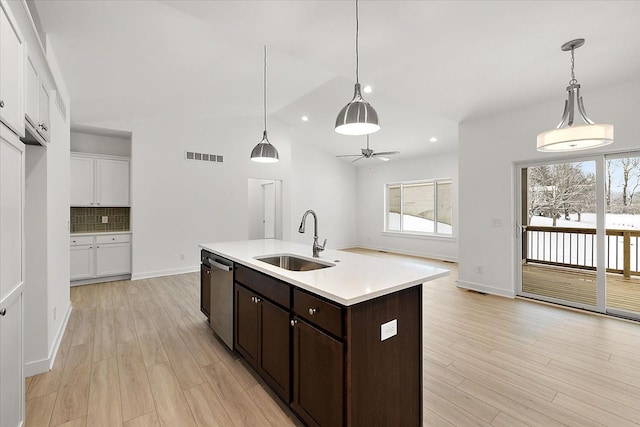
[0,2,24,137]
[24,55,50,144]
[37,82,50,141]
[70,154,130,207]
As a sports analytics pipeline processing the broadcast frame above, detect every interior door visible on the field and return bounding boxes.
[518,159,604,311]
[263,182,275,239]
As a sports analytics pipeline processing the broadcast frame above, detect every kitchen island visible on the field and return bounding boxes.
[199,239,449,427]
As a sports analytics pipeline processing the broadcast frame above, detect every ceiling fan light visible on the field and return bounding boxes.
[335,84,380,136]
[251,131,279,163]
[537,123,613,152]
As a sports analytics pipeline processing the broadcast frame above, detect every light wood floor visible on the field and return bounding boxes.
[523,263,640,313]
[25,250,640,426]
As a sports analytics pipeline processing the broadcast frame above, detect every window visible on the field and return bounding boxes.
[385,179,453,236]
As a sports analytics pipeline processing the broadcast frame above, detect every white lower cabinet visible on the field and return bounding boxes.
[70,233,131,282]
[0,286,24,427]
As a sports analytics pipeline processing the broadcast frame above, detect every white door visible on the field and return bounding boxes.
[0,288,24,427]
[97,159,130,206]
[95,243,131,276]
[70,245,95,280]
[0,5,23,136]
[70,156,95,206]
[263,182,275,239]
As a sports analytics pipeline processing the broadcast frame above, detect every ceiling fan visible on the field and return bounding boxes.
[336,135,400,163]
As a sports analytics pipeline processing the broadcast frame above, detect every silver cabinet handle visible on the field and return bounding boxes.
[0,100,4,108]
[290,319,297,327]
[308,308,317,316]
[251,296,256,303]
[112,238,116,241]
[72,240,76,243]
[0,308,6,316]
[255,297,261,304]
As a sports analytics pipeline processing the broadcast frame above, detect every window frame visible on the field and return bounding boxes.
[384,178,454,238]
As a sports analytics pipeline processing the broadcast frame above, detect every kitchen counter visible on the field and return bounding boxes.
[71,231,131,236]
[199,239,449,306]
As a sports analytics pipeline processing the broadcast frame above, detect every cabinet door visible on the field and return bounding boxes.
[234,284,258,367]
[97,159,130,206]
[70,245,94,280]
[0,5,23,136]
[95,243,131,277]
[292,318,344,427]
[25,56,38,127]
[200,264,211,319]
[258,298,290,402]
[0,135,23,300]
[0,287,24,427]
[37,83,49,142]
[70,156,95,206]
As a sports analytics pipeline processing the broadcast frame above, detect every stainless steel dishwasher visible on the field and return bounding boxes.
[202,250,234,350]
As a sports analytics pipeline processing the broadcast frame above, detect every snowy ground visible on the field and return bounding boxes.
[388,212,452,234]
[530,213,640,230]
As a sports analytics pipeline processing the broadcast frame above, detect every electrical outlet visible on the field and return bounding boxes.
[53,307,57,321]
[102,216,108,224]
[381,319,397,341]
[179,254,185,260]
[476,265,484,274]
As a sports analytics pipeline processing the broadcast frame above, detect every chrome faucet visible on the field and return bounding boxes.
[298,210,326,258]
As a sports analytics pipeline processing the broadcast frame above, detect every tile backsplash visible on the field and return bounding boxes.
[70,207,130,233]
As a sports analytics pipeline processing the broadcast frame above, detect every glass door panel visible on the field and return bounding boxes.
[605,156,640,319]
[520,160,599,309]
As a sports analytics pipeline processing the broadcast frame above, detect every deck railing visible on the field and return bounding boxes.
[525,226,640,278]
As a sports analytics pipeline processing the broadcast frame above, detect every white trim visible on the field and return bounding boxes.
[132,266,199,281]
[381,231,456,241]
[71,274,131,287]
[354,244,457,263]
[456,280,516,298]
[23,301,72,377]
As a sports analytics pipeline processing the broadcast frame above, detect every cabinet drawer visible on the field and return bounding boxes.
[235,264,290,308]
[96,233,131,244]
[70,235,94,246]
[294,289,343,337]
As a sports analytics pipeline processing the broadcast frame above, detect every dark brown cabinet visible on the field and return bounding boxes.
[292,318,344,427]
[234,282,290,401]
[200,263,211,320]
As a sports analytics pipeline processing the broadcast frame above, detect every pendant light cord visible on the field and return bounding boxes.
[355,0,359,84]
[570,46,577,85]
[264,45,267,132]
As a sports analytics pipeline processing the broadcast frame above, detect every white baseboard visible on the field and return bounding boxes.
[456,280,515,298]
[132,265,199,281]
[71,274,131,287]
[24,301,72,377]
[349,244,458,263]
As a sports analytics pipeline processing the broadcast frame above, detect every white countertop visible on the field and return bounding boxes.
[199,239,449,306]
[71,231,132,236]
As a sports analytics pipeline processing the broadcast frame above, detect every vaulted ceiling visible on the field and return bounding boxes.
[33,0,640,163]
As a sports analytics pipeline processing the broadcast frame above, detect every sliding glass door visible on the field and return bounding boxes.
[518,153,640,320]
[519,159,601,310]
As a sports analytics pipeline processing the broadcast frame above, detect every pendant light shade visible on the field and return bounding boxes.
[251,46,279,163]
[250,131,279,163]
[537,39,613,152]
[335,0,380,136]
[335,83,380,135]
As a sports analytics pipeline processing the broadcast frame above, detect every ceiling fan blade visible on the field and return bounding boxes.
[373,151,400,156]
[376,156,391,162]
[351,156,365,163]
[336,154,363,158]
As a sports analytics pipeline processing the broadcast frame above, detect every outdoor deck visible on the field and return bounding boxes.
[522,263,640,313]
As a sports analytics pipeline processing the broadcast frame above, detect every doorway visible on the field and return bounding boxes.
[248,178,282,240]
[518,154,640,320]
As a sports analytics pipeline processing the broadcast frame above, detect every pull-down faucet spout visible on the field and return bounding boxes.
[298,210,326,258]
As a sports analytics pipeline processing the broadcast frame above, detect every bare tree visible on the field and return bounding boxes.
[528,163,595,226]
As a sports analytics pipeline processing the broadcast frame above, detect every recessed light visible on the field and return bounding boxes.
[301,116,309,122]
[429,137,438,143]
[363,85,372,94]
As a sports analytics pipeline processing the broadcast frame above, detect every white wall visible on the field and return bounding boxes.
[458,79,640,297]
[70,131,131,157]
[356,153,458,261]
[289,140,358,250]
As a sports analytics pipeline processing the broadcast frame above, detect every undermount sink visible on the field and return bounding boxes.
[255,254,334,271]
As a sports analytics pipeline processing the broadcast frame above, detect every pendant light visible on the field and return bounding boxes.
[335,0,380,136]
[251,46,279,163]
[537,38,613,152]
